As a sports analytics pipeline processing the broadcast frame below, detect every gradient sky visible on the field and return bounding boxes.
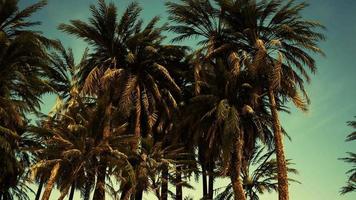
[18,0,356,199]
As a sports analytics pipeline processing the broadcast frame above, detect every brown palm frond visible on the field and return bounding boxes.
[228,51,241,76]
[145,75,162,104]
[82,66,103,95]
[119,75,138,117]
[152,63,181,95]
[216,99,230,123]
[206,43,232,60]
[166,91,178,109]
[102,68,123,88]
[290,91,308,112]
[269,52,283,90]
[194,61,202,95]
[250,39,267,76]
[134,85,142,139]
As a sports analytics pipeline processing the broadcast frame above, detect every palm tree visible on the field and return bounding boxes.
[59,2,187,199]
[167,1,324,200]
[166,1,248,199]
[0,0,59,198]
[339,117,356,194]
[30,88,133,200]
[58,0,186,146]
[25,42,88,200]
[215,1,325,199]
[119,137,189,200]
[167,1,278,199]
[27,42,136,200]
[215,147,299,200]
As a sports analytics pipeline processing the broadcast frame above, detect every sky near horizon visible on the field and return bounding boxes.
[18,0,356,199]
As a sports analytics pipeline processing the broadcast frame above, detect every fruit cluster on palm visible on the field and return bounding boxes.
[0,0,325,200]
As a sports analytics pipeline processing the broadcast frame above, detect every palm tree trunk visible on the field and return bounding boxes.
[84,181,91,200]
[93,163,106,200]
[176,166,183,200]
[35,177,44,200]
[134,188,143,200]
[230,131,246,200]
[161,164,169,200]
[69,182,75,200]
[57,184,71,200]
[268,89,289,200]
[202,165,207,199]
[103,103,112,140]
[249,190,254,200]
[208,164,214,200]
[120,183,131,200]
[94,98,111,200]
[41,162,60,200]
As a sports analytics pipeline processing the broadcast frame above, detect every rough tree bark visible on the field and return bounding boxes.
[268,89,289,200]
[176,166,183,200]
[134,188,143,200]
[41,162,60,200]
[230,131,246,200]
[69,182,75,200]
[202,165,207,199]
[93,163,106,200]
[161,164,169,200]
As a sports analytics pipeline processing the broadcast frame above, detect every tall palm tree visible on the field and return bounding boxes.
[215,147,299,200]
[167,1,278,199]
[59,2,187,199]
[166,1,248,199]
[339,117,356,194]
[214,1,325,199]
[25,42,88,200]
[0,0,59,198]
[58,0,186,146]
[28,42,137,200]
[167,1,324,200]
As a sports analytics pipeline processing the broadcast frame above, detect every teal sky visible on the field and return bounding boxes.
[19,0,356,199]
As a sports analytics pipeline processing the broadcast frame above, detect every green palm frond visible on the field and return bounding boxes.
[0,0,47,37]
[340,118,356,194]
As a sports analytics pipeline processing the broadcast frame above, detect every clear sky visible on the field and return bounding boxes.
[19,0,356,199]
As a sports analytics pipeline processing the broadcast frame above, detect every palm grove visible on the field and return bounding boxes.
[0,0,328,199]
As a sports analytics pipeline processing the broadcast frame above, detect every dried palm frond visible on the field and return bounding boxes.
[82,66,103,95]
[291,91,308,112]
[269,52,283,90]
[250,39,267,76]
[102,68,123,87]
[194,61,202,95]
[119,75,137,116]
[152,63,181,95]
[228,51,241,76]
